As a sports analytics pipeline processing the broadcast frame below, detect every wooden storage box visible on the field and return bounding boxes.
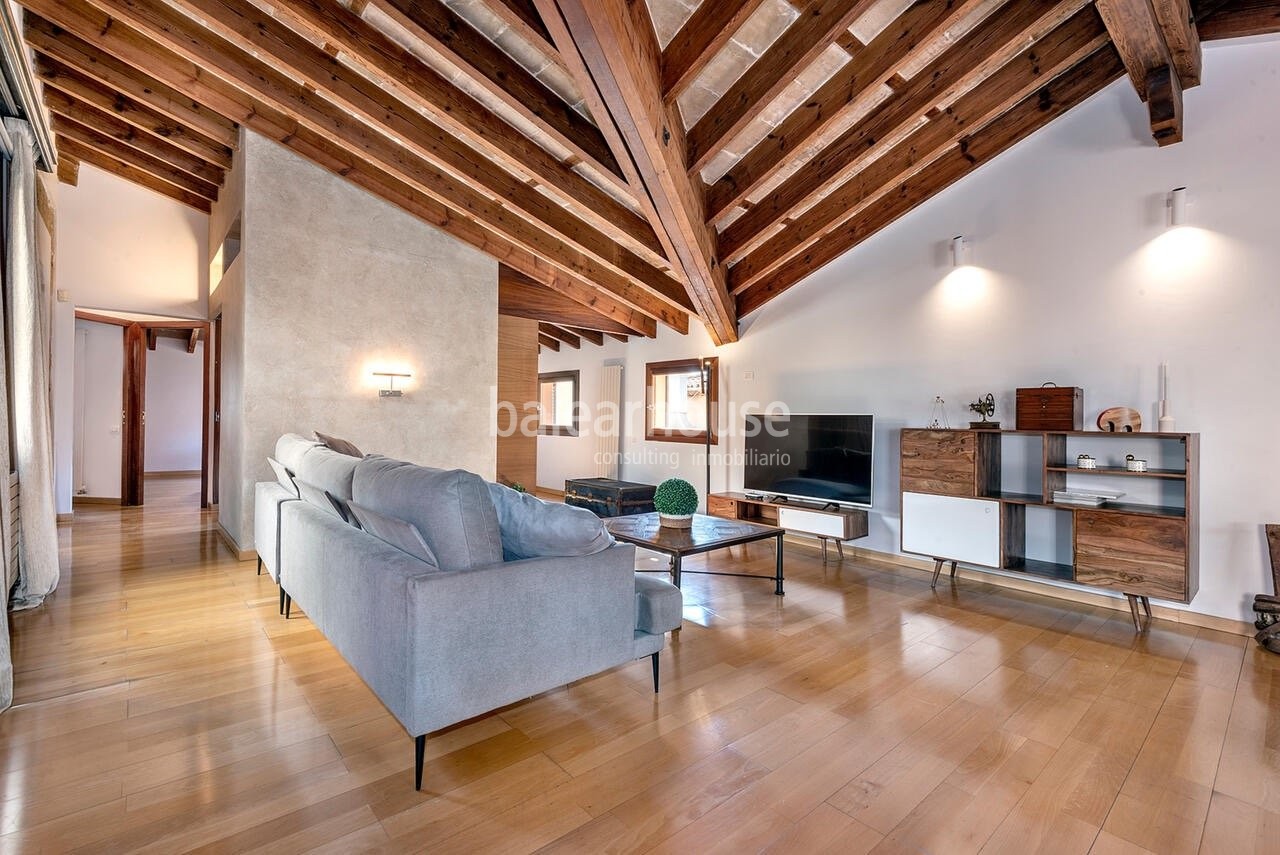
[564,477,656,517]
[1015,385,1083,431]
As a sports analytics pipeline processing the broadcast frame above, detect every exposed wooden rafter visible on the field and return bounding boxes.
[537,332,561,351]
[56,152,79,185]
[538,323,581,348]
[497,264,642,336]
[1096,0,1197,144]
[661,0,770,100]
[1197,0,1280,39]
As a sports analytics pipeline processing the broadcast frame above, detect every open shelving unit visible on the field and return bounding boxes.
[900,428,1199,630]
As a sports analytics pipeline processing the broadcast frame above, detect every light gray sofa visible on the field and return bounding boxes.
[256,444,682,790]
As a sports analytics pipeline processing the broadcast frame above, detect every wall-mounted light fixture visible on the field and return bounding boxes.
[1168,186,1188,227]
[950,235,971,268]
[372,371,412,398]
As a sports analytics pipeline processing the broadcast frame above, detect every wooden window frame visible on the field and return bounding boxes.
[645,357,719,445]
[538,370,580,437]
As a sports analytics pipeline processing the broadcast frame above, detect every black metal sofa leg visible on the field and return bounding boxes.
[257,556,263,575]
[415,734,426,791]
[284,593,292,619]
[652,652,660,693]
[278,586,285,616]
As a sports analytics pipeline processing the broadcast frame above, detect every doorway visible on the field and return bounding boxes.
[72,310,211,508]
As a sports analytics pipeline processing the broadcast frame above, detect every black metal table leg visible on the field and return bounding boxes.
[672,552,682,588]
[775,533,785,595]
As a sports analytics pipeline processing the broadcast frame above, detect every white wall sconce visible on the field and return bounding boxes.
[1168,186,1188,227]
[372,371,411,398]
[951,235,971,267]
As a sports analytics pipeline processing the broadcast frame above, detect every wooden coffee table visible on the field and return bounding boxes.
[604,513,785,595]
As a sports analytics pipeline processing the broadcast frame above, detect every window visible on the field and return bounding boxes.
[538,370,579,436]
[645,358,718,444]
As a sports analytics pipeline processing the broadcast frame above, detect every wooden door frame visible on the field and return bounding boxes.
[75,310,212,507]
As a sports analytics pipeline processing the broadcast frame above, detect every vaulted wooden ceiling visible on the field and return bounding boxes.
[24,0,1279,345]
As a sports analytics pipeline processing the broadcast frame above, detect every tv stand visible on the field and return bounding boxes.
[708,492,868,563]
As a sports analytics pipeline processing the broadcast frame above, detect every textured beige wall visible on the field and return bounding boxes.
[220,131,497,548]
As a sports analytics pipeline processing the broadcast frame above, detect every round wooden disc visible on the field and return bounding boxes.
[1097,406,1142,432]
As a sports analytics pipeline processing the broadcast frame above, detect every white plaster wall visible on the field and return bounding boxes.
[143,337,204,472]
[71,320,123,499]
[219,131,498,549]
[539,35,1280,623]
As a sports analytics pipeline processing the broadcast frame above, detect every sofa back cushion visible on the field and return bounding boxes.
[296,445,360,503]
[276,433,321,474]
[487,482,614,560]
[296,478,349,522]
[352,457,502,571]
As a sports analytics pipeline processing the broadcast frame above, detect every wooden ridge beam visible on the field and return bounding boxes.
[705,0,985,224]
[1096,0,1187,144]
[366,0,628,195]
[538,333,561,351]
[1152,0,1202,85]
[164,0,689,317]
[730,6,1110,293]
[46,0,687,331]
[45,89,225,186]
[498,265,640,335]
[24,4,659,337]
[565,326,604,345]
[538,323,581,348]
[59,138,211,211]
[661,0,770,101]
[24,15,240,149]
[36,56,234,169]
[57,153,79,185]
[544,0,739,344]
[1197,0,1280,39]
[51,113,220,200]
[685,0,879,173]
[720,0,1072,262]
[736,45,1126,316]
[267,0,665,269]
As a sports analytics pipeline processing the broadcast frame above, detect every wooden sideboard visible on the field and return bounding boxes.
[709,492,868,561]
[899,428,1199,630]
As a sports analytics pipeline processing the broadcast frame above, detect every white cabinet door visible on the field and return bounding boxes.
[777,507,845,538]
[901,492,1001,568]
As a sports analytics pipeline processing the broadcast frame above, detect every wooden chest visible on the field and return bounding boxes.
[564,478,656,517]
[1015,385,1083,431]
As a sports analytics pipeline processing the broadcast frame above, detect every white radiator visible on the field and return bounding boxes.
[596,363,622,478]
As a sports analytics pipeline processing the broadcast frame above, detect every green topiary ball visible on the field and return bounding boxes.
[653,478,699,516]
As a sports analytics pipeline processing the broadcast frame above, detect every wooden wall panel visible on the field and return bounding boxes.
[496,315,540,490]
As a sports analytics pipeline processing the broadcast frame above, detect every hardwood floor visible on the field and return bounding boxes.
[3,476,1278,852]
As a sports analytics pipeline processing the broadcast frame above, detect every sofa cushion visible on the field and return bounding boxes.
[348,501,439,568]
[486,483,614,560]
[315,430,363,458]
[276,433,321,473]
[296,445,360,504]
[267,457,298,497]
[353,457,502,572]
[634,573,682,634]
[296,478,348,522]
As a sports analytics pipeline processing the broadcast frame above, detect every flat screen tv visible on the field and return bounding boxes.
[743,413,874,508]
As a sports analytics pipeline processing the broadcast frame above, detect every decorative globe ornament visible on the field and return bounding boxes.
[653,478,698,528]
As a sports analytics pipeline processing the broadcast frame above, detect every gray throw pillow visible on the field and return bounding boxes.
[295,478,349,522]
[314,431,363,458]
[486,482,614,560]
[267,457,298,497]
[348,502,439,567]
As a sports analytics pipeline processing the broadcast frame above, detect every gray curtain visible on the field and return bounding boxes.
[0,118,59,714]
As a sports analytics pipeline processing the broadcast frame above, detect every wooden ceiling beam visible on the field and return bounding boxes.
[538,323,581,348]
[705,0,985,223]
[482,0,563,67]
[498,265,640,335]
[24,15,240,149]
[35,56,234,169]
[164,0,689,318]
[366,0,629,196]
[543,0,739,344]
[730,6,1109,294]
[1096,0,1187,144]
[661,0,770,101]
[51,114,220,200]
[538,333,561,351]
[1197,0,1280,39]
[188,328,200,353]
[46,0,686,331]
[267,0,665,270]
[58,138,212,212]
[1152,0,1202,85]
[45,90,225,186]
[604,332,628,343]
[56,153,79,185]
[23,4,661,337]
[720,0,1072,262]
[736,45,1126,316]
[565,326,604,345]
[685,0,879,173]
